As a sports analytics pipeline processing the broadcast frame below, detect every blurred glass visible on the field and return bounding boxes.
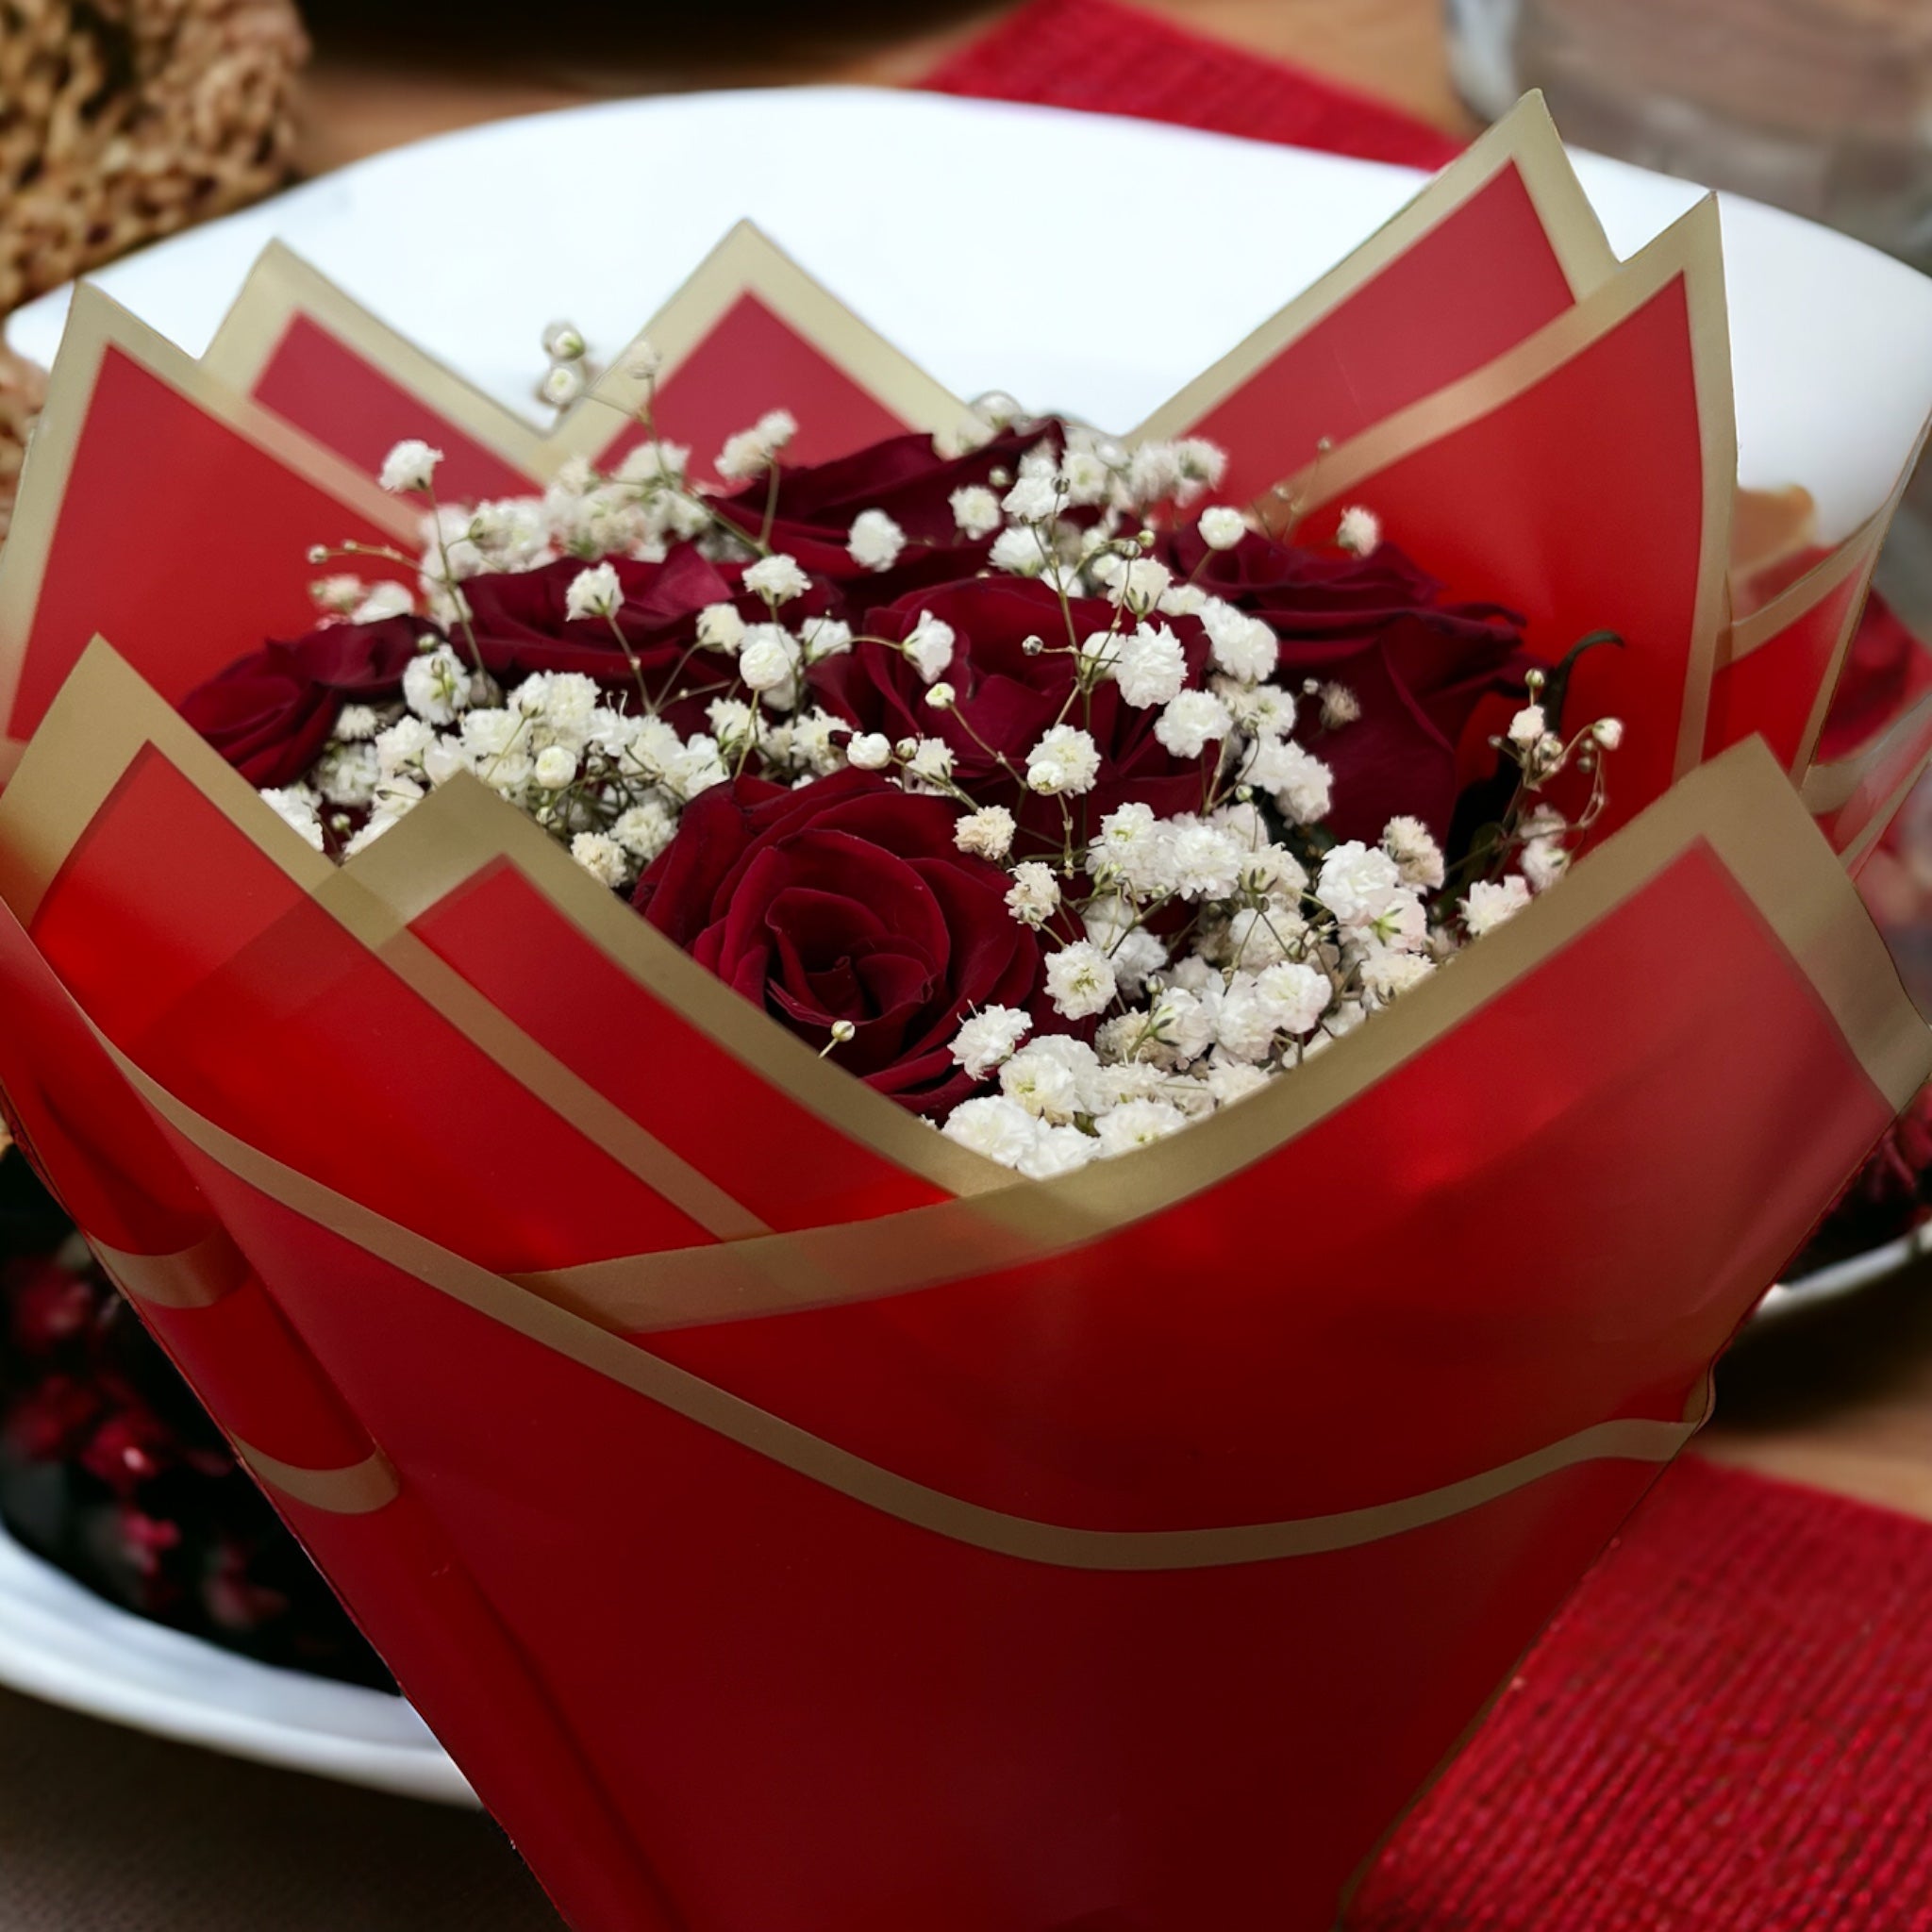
[1445,1,1932,273]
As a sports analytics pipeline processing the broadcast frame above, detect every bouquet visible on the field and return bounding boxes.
[1,97,1929,1931]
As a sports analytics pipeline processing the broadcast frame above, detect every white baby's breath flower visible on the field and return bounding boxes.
[904,738,955,787]
[1088,801,1168,893]
[1382,816,1445,891]
[941,1095,1041,1167]
[379,439,441,494]
[1109,623,1188,708]
[951,1005,1033,1078]
[1044,941,1118,1020]
[1594,717,1624,750]
[534,745,577,790]
[1255,960,1332,1037]
[612,802,676,862]
[1110,927,1169,997]
[1198,506,1247,551]
[999,1045,1083,1124]
[571,831,629,888]
[1167,821,1244,900]
[625,338,662,383]
[1315,841,1403,933]
[258,787,325,851]
[1025,724,1103,797]
[1005,861,1060,927]
[352,580,415,625]
[1521,839,1570,893]
[541,319,587,361]
[1462,874,1533,936]
[1361,952,1435,1002]
[1095,1098,1188,1154]
[1107,557,1173,617]
[1001,473,1059,522]
[565,561,624,622]
[950,484,1002,540]
[1320,682,1360,728]
[1018,1126,1098,1179]
[847,508,907,573]
[540,362,585,408]
[743,553,809,606]
[1507,704,1547,748]
[1198,600,1278,685]
[1153,690,1231,760]
[1247,737,1332,824]
[955,804,1016,859]
[845,732,893,771]
[696,603,746,653]
[738,625,801,694]
[614,440,689,485]
[990,525,1053,576]
[1337,505,1381,556]
[331,704,380,743]
[311,574,363,614]
[1207,1062,1271,1108]
[402,644,472,726]
[925,681,957,711]
[899,611,956,682]
[797,615,853,665]
[314,741,379,809]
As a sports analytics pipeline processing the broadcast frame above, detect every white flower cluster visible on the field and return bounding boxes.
[275,420,1616,1180]
[939,802,1464,1174]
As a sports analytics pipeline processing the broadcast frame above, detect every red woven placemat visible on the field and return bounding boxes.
[1350,1456,1932,1931]
[922,0,1462,170]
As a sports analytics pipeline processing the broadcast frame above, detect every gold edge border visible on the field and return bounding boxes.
[1802,684,1932,820]
[1133,92,1618,444]
[89,1010,1705,1569]
[555,221,971,458]
[203,242,556,481]
[6,647,1920,1326]
[0,644,773,1241]
[1275,196,1736,789]
[0,284,425,766]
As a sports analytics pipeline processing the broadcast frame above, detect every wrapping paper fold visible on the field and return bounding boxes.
[2,93,1932,1932]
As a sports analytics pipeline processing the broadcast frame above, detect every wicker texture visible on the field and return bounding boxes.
[0,0,307,537]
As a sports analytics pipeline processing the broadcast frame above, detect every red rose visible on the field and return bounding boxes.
[458,545,734,698]
[178,616,427,786]
[811,575,1215,849]
[1169,528,1528,841]
[633,769,1044,1115]
[717,422,1056,615]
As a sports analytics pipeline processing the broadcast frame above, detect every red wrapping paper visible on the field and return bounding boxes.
[1,95,1930,1932]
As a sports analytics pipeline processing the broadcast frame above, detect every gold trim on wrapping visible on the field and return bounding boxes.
[1727,421,1932,780]
[7,641,1924,1341]
[0,284,424,785]
[1133,92,1618,445]
[89,1231,249,1309]
[549,220,975,460]
[0,642,772,1241]
[85,1016,1711,1568]
[202,242,557,482]
[1269,197,1737,789]
[230,1438,401,1516]
[1802,687,1932,821]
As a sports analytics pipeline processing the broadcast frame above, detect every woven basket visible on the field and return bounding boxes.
[0,0,308,537]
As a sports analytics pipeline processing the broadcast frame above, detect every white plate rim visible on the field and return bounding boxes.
[0,1510,473,1804]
